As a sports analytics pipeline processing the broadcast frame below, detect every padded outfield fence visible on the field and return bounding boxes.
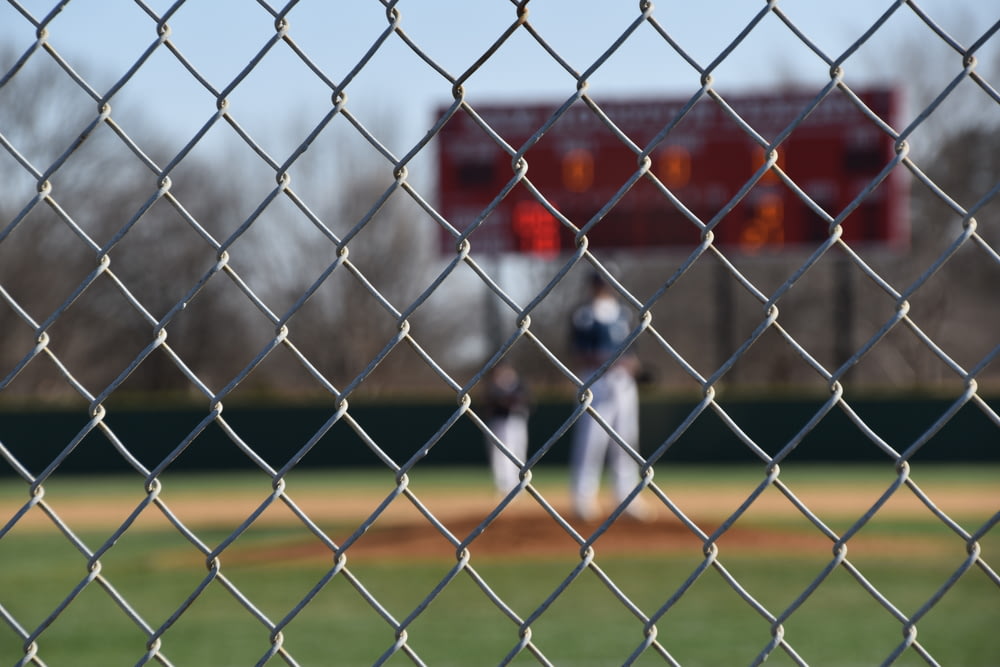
[1,1,999,665]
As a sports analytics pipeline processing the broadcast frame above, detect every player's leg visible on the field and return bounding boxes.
[505,412,529,489]
[486,417,522,493]
[569,412,608,520]
[607,372,649,518]
[570,375,615,519]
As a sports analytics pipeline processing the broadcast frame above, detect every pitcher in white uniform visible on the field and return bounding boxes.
[568,271,649,521]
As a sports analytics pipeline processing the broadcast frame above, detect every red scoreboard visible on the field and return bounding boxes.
[436,88,908,255]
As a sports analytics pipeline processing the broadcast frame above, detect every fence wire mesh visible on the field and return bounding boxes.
[1,1,998,665]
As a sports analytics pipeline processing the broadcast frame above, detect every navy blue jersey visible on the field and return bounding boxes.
[570,296,632,363]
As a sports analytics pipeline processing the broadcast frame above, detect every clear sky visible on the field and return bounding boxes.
[1,1,997,175]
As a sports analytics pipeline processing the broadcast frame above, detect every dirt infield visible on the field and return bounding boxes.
[170,486,995,564]
[209,509,969,568]
[5,478,993,563]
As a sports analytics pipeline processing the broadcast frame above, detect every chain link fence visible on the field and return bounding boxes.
[1,1,998,665]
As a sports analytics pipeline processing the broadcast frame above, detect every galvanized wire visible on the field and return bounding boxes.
[0,1,998,665]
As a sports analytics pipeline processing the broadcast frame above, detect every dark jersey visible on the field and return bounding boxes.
[570,296,632,364]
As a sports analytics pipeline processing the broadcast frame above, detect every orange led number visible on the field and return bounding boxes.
[657,146,691,189]
[562,149,594,193]
[740,193,784,252]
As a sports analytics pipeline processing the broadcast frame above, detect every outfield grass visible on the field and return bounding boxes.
[2,531,997,666]
[1,465,997,665]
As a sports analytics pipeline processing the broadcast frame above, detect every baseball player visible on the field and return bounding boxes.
[482,361,532,494]
[568,271,649,521]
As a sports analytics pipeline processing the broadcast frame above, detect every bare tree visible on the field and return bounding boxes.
[0,48,264,399]
[241,112,472,398]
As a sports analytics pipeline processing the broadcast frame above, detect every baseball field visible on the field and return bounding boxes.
[1,463,997,665]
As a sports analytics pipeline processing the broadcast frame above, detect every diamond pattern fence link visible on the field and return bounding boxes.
[0,1,998,665]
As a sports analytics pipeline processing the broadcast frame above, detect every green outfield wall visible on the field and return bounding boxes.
[0,395,996,476]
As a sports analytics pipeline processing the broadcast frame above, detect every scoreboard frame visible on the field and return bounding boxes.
[435,88,909,256]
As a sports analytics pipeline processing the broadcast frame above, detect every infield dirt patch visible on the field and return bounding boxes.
[207,488,975,566]
[5,478,991,564]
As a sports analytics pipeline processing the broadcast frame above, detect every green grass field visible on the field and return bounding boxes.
[1,465,998,666]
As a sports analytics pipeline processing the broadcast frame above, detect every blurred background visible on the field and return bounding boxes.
[0,1,997,408]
